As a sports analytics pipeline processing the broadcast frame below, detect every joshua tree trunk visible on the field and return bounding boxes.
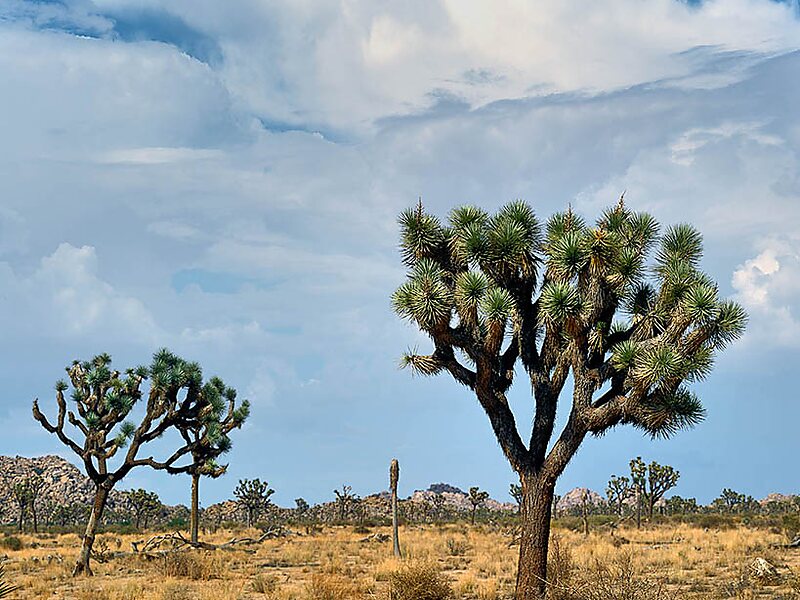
[636,490,642,529]
[32,504,38,534]
[389,459,401,558]
[73,486,110,577]
[516,472,555,600]
[191,473,200,544]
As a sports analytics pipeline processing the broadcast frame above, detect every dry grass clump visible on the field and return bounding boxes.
[305,572,365,599]
[158,550,225,580]
[388,561,452,600]
[547,536,678,600]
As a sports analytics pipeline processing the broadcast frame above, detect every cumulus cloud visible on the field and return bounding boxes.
[733,238,800,345]
[0,243,161,343]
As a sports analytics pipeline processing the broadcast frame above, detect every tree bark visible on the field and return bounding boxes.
[191,473,200,544]
[515,472,555,600]
[391,491,401,558]
[73,486,110,577]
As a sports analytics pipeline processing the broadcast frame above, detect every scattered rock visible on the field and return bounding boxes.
[749,557,781,585]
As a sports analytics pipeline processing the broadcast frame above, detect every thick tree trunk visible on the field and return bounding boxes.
[73,486,110,577]
[515,472,555,600]
[191,473,200,544]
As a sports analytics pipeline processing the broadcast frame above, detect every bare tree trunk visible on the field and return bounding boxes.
[190,473,200,544]
[33,504,38,534]
[73,486,109,577]
[390,459,401,558]
[515,472,555,600]
[471,506,476,526]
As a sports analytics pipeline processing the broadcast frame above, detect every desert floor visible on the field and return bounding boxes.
[2,522,799,599]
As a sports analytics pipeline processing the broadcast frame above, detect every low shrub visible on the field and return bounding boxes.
[0,536,22,551]
[159,550,223,580]
[388,561,452,600]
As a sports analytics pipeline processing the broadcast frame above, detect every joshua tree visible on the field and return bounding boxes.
[580,489,591,536]
[645,460,680,519]
[176,376,249,543]
[389,459,402,557]
[715,488,748,513]
[13,473,45,533]
[392,199,745,599]
[234,479,275,527]
[510,483,524,508]
[431,493,447,522]
[468,486,490,525]
[127,489,161,530]
[629,457,647,528]
[32,350,241,576]
[606,474,633,517]
[334,484,356,522]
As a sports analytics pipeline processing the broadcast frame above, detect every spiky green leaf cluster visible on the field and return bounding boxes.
[393,199,747,441]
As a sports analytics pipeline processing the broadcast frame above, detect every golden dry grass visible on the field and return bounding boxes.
[1,522,798,599]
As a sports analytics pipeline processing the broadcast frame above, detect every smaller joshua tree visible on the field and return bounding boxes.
[13,473,45,533]
[606,474,633,517]
[234,479,275,528]
[334,485,356,522]
[177,377,249,543]
[32,350,243,576]
[645,461,679,519]
[630,457,647,528]
[468,486,490,525]
[127,489,161,530]
[390,459,401,557]
[510,483,524,509]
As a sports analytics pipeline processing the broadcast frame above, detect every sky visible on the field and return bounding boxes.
[1,0,799,510]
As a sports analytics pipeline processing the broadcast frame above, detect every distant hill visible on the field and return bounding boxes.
[0,455,187,526]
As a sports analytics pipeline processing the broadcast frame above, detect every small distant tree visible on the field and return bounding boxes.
[665,495,698,516]
[334,485,356,522]
[295,497,310,515]
[629,457,647,528]
[431,493,447,522]
[580,489,590,536]
[234,479,275,527]
[392,200,746,599]
[715,488,747,514]
[13,473,45,533]
[510,483,523,508]
[645,461,679,519]
[32,350,240,576]
[468,486,490,525]
[606,475,633,517]
[127,489,161,530]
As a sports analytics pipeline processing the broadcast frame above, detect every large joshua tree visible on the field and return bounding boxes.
[392,199,746,599]
[32,349,242,576]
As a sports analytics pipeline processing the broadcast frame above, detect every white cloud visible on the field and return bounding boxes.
[733,238,800,346]
[0,243,161,343]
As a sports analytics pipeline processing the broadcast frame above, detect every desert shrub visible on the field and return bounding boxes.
[545,538,677,600]
[388,562,452,600]
[573,553,677,600]
[0,536,22,551]
[353,524,371,535]
[252,573,279,594]
[445,537,470,556]
[160,583,193,600]
[305,573,364,599]
[159,551,223,580]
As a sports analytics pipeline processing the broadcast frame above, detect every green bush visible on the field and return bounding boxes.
[0,536,22,551]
